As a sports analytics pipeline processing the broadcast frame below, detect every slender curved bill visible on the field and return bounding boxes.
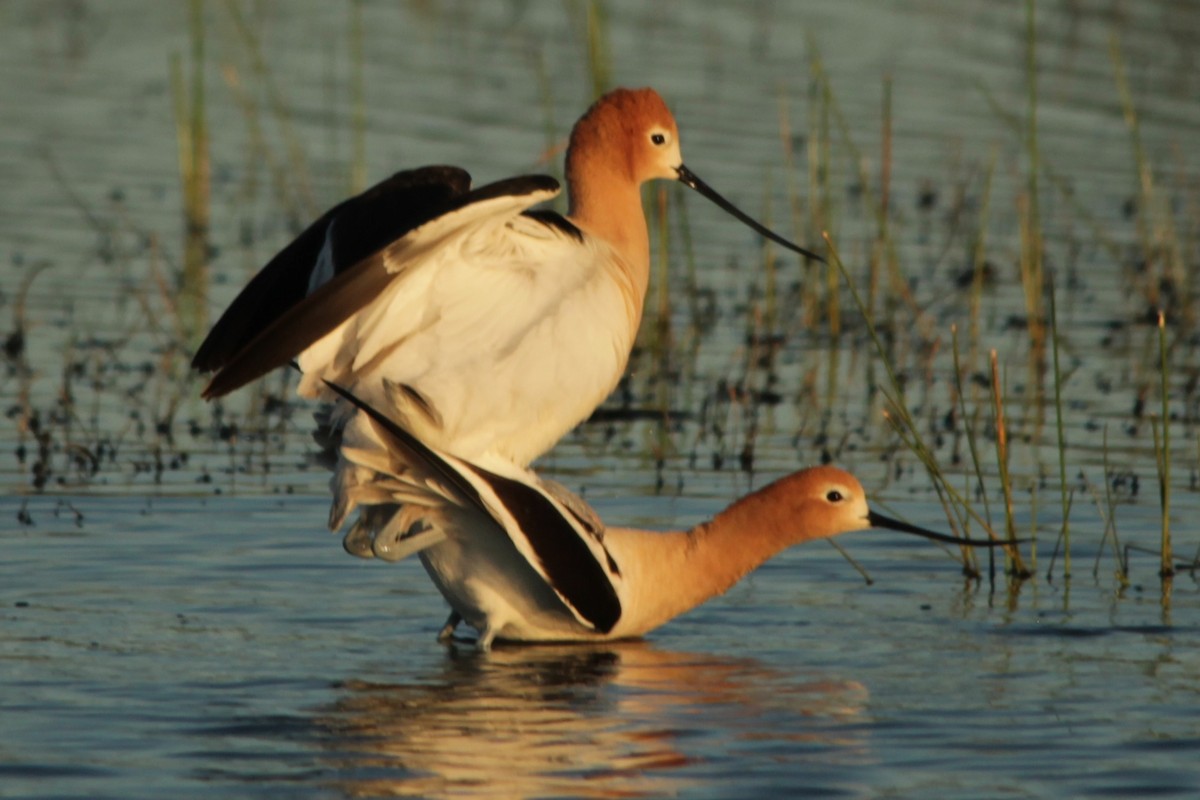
[867,511,1011,548]
[675,164,825,263]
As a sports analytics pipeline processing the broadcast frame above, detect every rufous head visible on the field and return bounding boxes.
[765,466,1003,547]
[769,466,874,541]
[565,87,825,262]
[567,87,682,185]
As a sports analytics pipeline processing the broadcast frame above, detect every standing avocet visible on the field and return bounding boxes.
[192,87,823,554]
[327,382,1009,649]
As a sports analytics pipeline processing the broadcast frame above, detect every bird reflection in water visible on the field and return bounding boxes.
[317,641,869,798]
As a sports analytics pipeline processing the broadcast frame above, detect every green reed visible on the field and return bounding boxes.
[1194,435,1200,572]
[828,234,1013,571]
[1028,482,1038,574]
[772,59,822,332]
[977,84,1123,267]
[1016,194,1045,394]
[582,0,612,100]
[1015,0,1047,398]
[989,353,1017,545]
[968,149,997,354]
[876,75,891,323]
[224,0,316,216]
[830,72,924,326]
[170,0,211,345]
[863,76,893,408]
[759,169,780,331]
[1024,0,1041,268]
[1155,310,1174,577]
[1110,34,1185,312]
[991,351,1032,578]
[950,325,987,574]
[804,59,826,328]
[348,0,367,194]
[776,87,802,257]
[1048,275,1070,578]
[1094,426,1129,583]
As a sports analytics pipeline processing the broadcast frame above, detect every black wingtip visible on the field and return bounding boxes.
[191,166,475,390]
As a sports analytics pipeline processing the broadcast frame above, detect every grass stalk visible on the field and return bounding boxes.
[827,234,1012,562]
[976,83,1122,266]
[760,170,779,329]
[817,82,837,341]
[1093,425,1129,581]
[348,0,367,194]
[950,330,989,517]
[1021,0,1046,394]
[775,88,815,344]
[802,49,925,327]
[950,325,988,575]
[1048,274,1070,578]
[583,0,612,99]
[1028,483,1038,573]
[1110,33,1184,303]
[870,75,893,326]
[804,66,823,328]
[1024,0,1040,250]
[224,0,316,215]
[826,538,873,585]
[529,53,564,186]
[1156,310,1174,577]
[990,349,1029,577]
[989,349,1012,544]
[170,0,211,346]
[969,148,997,352]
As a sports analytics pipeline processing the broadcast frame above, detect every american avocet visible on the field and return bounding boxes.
[191,88,823,550]
[327,382,1008,650]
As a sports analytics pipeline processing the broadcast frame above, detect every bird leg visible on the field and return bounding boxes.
[341,504,402,558]
[371,506,448,562]
[436,611,462,641]
[341,514,377,558]
[477,626,497,652]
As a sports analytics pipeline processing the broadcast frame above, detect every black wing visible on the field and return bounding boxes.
[192,165,472,376]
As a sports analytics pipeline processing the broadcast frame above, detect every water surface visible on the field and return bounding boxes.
[3,1,1199,797]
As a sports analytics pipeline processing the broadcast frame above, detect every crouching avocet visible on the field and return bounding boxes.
[191,88,824,557]
[327,382,1010,650]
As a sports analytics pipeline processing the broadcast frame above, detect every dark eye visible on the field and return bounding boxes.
[650,132,666,145]
[826,490,843,503]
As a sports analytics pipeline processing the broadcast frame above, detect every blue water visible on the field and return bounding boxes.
[4,495,1197,798]
[4,1,1200,797]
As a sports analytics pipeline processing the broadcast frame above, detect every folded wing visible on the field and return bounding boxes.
[325,380,623,634]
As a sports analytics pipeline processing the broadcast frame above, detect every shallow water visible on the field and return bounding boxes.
[6,495,1197,798]
[4,1,1200,798]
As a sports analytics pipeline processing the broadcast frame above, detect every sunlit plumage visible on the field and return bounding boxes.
[192,87,822,549]
[329,383,1008,650]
